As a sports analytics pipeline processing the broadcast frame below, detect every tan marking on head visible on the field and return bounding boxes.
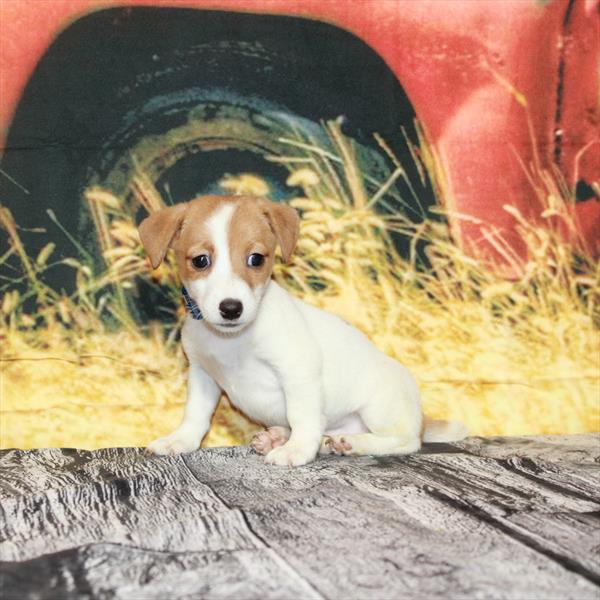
[139,195,299,288]
[173,196,239,281]
[228,197,300,288]
[138,195,234,275]
[228,197,277,288]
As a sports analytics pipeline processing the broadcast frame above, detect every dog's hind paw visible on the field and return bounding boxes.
[323,435,354,456]
[250,426,290,455]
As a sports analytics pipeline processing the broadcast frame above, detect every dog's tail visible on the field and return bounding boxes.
[422,417,468,443]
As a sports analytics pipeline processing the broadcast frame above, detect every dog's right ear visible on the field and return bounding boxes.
[138,203,187,269]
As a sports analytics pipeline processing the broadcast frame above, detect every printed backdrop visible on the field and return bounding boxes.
[1,0,598,449]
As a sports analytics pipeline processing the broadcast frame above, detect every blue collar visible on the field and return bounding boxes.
[182,286,203,320]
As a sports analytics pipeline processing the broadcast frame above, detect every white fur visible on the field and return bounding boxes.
[148,205,467,465]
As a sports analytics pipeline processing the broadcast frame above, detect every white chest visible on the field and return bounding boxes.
[187,326,288,427]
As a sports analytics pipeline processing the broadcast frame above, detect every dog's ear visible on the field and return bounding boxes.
[138,203,187,269]
[263,201,299,263]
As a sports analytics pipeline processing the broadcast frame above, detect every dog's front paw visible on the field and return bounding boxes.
[147,429,200,455]
[264,442,316,467]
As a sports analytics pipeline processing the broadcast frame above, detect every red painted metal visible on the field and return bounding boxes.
[0,0,598,266]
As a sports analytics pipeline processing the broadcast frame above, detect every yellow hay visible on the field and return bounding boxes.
[1,124,598,449]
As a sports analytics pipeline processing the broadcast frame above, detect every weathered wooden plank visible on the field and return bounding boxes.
[1,544,321,600]
[1,435,599,599]
[306,443,600,584]
[457,435,600,464]
[506,511,600,578]
[1,448,251,560]
[0,448,321,598]
[492,455,599,503]
[184,440,600,598]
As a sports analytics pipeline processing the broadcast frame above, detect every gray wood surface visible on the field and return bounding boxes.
[1,435,599,599]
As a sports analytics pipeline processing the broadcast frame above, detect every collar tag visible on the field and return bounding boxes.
[182,286,203,320]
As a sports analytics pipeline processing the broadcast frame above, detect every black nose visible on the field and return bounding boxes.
[219,298,243,320]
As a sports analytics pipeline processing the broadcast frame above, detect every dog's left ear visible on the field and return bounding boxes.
[263,201,300,263]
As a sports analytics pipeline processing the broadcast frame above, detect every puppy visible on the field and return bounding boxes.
[139,195,467,466]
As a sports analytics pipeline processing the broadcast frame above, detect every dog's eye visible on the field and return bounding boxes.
[191,254,211,270]
[247,253,265,268]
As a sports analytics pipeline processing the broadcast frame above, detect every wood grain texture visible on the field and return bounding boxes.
[1,435,599,599]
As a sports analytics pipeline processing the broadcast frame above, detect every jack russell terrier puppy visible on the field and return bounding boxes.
[139,195,467,467]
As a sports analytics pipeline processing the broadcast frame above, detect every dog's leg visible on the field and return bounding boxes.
[265,377,325,467]
[322,371,422,457]
[250,426,290,455]
[323,433,421,456]
[319,412,369,454]
[147,363,220,455]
